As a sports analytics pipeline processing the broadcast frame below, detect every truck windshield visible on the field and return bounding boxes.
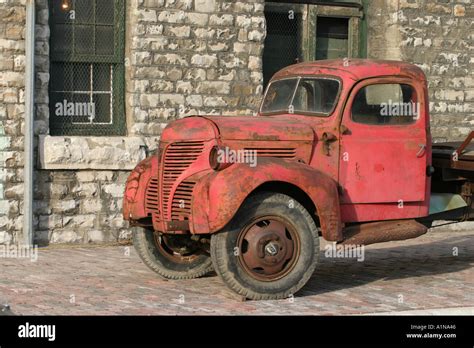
[260,77,340,116]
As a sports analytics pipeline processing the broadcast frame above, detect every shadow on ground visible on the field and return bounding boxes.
[300,234,474,297]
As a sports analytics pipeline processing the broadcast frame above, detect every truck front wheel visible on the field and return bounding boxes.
[133,227,213,280]
[210,192,320,300]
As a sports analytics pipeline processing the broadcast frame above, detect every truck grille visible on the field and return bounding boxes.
[171,181,196,220]
[161,142,204,220]
[145,177,161,225]
[145,177,160,215]
[244,148,296,158]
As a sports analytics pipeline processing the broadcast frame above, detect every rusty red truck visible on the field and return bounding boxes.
[123,59,474,300]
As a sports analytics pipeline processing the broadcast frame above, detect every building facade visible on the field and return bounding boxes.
[0,0,473,245]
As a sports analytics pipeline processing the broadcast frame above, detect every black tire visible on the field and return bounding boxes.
[210,192,320,300]
[133,227,213,280]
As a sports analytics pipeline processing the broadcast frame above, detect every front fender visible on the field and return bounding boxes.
[191,158,342,242]
[123,155,158,221]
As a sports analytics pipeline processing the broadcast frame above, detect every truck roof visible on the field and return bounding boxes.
[272,59,427,82]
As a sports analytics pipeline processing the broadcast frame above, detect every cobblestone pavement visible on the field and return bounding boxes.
[0,229,473,315]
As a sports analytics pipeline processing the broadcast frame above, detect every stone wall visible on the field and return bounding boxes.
[126,0,266,138]
[0,1,26,244]
[34,170,130,244]
[367,0,474,141]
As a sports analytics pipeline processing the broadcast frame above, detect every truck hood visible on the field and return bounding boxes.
[161,116,315,142]
[205,116,314,141]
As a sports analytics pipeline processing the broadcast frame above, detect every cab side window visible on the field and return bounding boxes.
[352,84,419,125]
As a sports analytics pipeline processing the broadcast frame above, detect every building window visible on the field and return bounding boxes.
[49,0,125,136]
[263,1,364,87]
[315,17,349,60]
[262,4,304,88]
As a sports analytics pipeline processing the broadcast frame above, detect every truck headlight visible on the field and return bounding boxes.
[209,145,231,171]
[209,145,221,170]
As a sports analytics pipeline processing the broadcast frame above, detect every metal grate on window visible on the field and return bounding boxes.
[49,0,125,136]
[263,3,304,88]
[51,63,115,126]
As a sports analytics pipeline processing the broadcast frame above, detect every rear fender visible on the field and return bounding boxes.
[191,158,343,242]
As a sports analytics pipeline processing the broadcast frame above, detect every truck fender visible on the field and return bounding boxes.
[191,158,343,242]
[123,155,158,221]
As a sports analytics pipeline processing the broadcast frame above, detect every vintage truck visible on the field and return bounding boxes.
[123,59,473,300]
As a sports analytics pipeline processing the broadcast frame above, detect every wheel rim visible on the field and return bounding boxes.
[154,234,203,264]
[236,216,300,282]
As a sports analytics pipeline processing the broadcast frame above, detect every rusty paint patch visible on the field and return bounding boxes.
[340,219,427,246]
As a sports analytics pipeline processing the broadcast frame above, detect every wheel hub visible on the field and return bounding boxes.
[264,242,279,256]
[237,217,300,281]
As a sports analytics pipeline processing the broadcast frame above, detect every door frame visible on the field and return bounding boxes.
[337,76,431,222]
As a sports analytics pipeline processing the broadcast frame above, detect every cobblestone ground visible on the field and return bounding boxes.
[0,229,473,315]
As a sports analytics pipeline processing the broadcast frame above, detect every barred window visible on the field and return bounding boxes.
[263,1,364,88]
[49,0,125,136]
[263,3,303,87]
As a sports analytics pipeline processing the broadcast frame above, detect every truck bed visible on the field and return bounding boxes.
[432,132,474,172]
[430,132,474,221]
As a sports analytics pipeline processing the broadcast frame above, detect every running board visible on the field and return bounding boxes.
[340,219,428,246]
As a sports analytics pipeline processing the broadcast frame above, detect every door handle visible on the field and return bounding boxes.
[322,132,338,142]
[416,144,426,158]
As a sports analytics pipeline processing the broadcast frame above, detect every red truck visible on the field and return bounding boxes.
[123,59,473,300]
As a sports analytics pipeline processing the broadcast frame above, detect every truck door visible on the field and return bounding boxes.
[339,78,429,209]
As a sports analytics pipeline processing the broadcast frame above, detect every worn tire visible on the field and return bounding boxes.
[133,227,213,280]
[210,192,320,300]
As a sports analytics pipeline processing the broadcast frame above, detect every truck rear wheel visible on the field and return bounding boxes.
[210,192,320,300]
[133,227,213,280]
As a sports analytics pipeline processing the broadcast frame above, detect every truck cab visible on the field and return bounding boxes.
[123,59,473,300]
[259,60,431,223]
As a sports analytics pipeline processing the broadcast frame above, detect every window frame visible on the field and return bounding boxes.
[259,75,342,117]
[306,4,363,61]
[48,0,126,136]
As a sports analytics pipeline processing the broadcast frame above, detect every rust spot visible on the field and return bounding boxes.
[341,220,427,246]
[250,133,280,141]
[355,162,363,180]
